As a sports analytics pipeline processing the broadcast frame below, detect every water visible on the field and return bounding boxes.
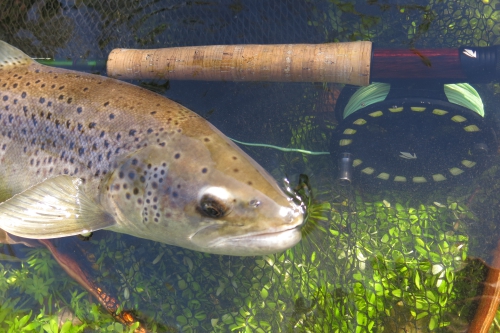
[1,0,500,332]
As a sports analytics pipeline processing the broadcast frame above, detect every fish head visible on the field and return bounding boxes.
[103,119,304,256]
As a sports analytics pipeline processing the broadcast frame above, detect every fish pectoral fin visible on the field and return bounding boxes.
[0,175,115,239]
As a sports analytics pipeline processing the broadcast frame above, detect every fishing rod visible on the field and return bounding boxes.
[36,41,499,85]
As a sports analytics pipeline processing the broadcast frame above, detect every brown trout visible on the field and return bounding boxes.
[0,41,303,256]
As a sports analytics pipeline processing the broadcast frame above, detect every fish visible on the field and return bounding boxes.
[0,41,303,256]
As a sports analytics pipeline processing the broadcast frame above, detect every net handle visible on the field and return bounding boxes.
[106,42,372,86]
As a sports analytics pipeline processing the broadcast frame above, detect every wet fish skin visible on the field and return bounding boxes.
[0,41,303,256]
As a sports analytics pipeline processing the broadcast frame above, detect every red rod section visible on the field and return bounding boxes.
[371,49,466,80]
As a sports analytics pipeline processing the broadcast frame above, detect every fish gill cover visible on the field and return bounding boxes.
[0,0,500,332]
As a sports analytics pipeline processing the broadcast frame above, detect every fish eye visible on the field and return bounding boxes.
[198,194,228,218]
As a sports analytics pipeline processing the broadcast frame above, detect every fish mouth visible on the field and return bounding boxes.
[192,224,302,256]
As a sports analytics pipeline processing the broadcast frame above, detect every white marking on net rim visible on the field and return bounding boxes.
[399,152,417,159]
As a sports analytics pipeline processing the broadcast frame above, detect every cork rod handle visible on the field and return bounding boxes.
[107,42,372,86]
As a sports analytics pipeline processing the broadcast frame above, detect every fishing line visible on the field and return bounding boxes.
[230,138,330,155]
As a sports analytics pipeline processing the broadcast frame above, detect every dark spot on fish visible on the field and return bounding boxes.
[109,113,115,119]
[106,151,112,159]
[150,111,157,115]
[30,159,34,165]
[126,193,131,200]
[95,170,100,177]
[25,82,29,86]
[247,181,253,185]
[12,83,17,88]
[204,138,210,142]
[35,80,40,83]
[83,87,88,91]
[131,159,138,166]
[41,84,46,88]
[118,171,124,179]
[202,168,207,173]
[232,156,237,160]
[92,143,97,150]
[162,163,166,167]
[55,119,60,128]
[140,176,145,183]
[59,86,65,90]
[31,114,37,126]
[114,184,120,190]
[53,75,58,79]
[233,169,239,173]
[8,114,13,123]
[116,133,121,141]
[147,128,153,134]
[123,184,128,189]
[58,95,64,100]
[74,167,78,174]
[137,198,142,204]
[152,182,158,189]
[1,144,5,150]
[77,107,82,113]
[77,123,83,131]
[159,142,165,147]
[87,161,92,168]
[129,129,136,136]
[128,172,135,179]
[98,154,102,162]
[66,120,71,129]
[67,98,72,104]
[160,169,165,175]
[115,148,120,154]
[69,157,74,163]
[133,188,139,195]
[2,96,7,101]
[64,168,69,174]
[103,101,109,107]
[78,147,85,156]
[47,101,52,107]
[172,191,178,198]
[100,131,105,138]
[69,142,75,150]
[51,84,56,89]
[89,122,96,129]
[104,140,109,148]
[174,153,180,159]
[153,197,158,203]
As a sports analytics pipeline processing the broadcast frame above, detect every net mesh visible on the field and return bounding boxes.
[1,0,500,332]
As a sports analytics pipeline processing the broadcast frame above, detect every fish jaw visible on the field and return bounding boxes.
[189,200,303,256]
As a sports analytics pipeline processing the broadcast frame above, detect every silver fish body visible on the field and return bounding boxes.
[0,41,303,256]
